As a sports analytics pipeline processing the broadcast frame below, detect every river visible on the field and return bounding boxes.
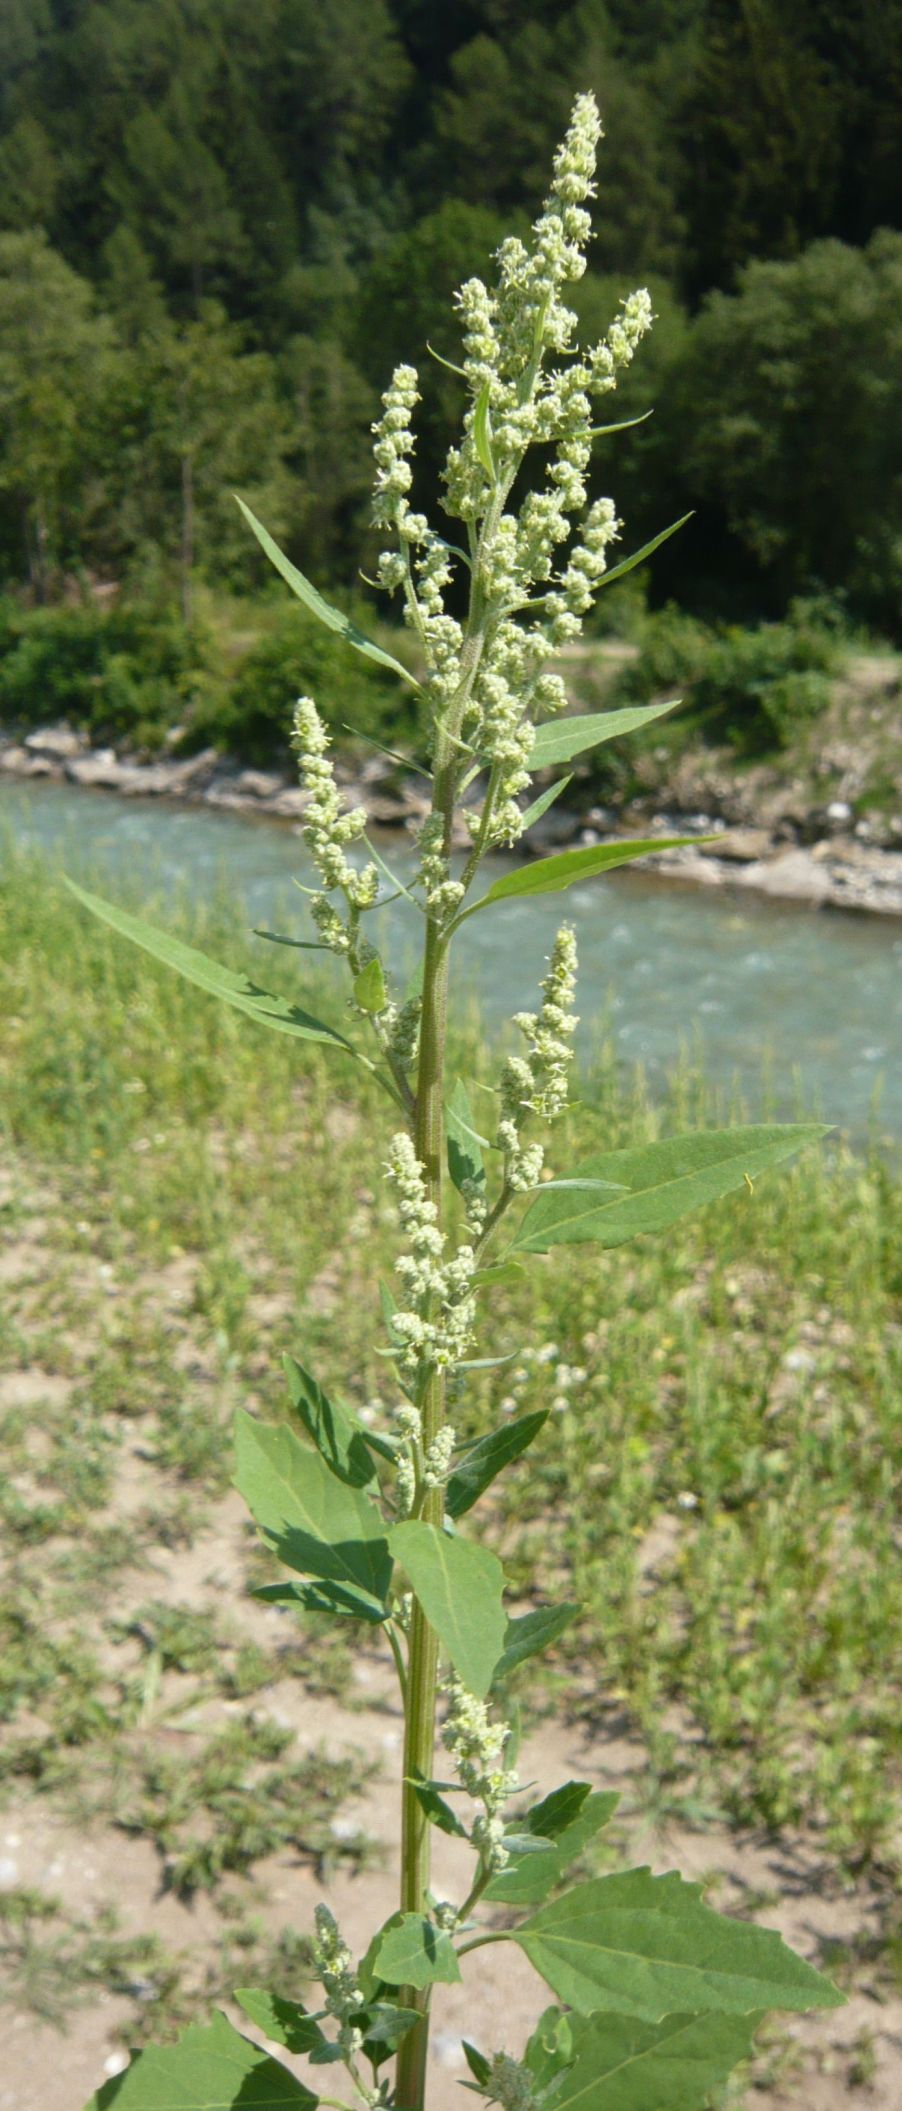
[3,776,901,1144]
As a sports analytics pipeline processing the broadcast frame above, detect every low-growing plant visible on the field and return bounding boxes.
[67,98,842,2111]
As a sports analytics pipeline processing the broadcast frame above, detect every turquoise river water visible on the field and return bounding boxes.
[2,776,901,1144]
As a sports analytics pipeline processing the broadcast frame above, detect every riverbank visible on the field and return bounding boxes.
[4,719,902,918]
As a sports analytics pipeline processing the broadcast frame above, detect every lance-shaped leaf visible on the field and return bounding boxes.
[234,1990,337,2061]
[283,1353,385,1488]
[515,1868,844,2018]
[361,2004,419,2060]
[597,512,693,590]
[84,2010,317,2109]
[446,1078,487,1197]
[235,1411,392,1620]
[586,408,654,440]
[389,1521,506,1696]
[473,384,496,480]
[372,1912,462,1988]
[512,1124,830,1253]
[236,496,417,687]
[445,1411,548,1519]
[64,880,357,1057]
[545,2008,760,2111]
[408,1772,467,1838]
[529,700,680,769]
[486,1789,619,1905]
[518,774,573,832]
[493,1601,581,1683]
[455,838,699,924]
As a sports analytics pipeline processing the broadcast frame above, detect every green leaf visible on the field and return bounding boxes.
[408,1773,467,1837]
[446,1411,548,1519]
[283,1354,377,1489]
[511,1124,830,1253]
[354,956,388,1014]
[492,1602,581,1683]
[235,1410,391,1620]
[84,2010,317,2109]
[455,839,699,924]
[473,384,495,480]
[547,2008,760,2111]
[254,929,330,952]
[462,2043,492,2086]
[515,1868,844,2018]
[63,880,356,1057]
[373,1913,462,1989]
[472,1261,527,1290]
[587,408,654,440]
[597,512,693,591]
[518,774,573,832]
[486,1790,618,1906]
[529,700,680,770]
[233,1989,335,2061]
[252,1578,386,1623]
[389,1521,506,1697]
[446,1078,487,1197]
[235,496,417,687]
[522,1782,595,1840]
[361,2003,419,2056]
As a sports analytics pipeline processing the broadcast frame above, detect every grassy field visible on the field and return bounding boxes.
[1,842,900,2097]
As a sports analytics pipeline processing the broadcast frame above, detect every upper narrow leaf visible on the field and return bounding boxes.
[515,1868,843,2018]
[512,1124,830,1252]
[445,1411,548,1519]
[546,2008,760,2111]
[283,1353,376,1489]
[455,839,699,923]
[492,1601,581,1683]
[64,880,356,1055]
[235,1410,392,1619]
[83,2010,317,2109]
[389,1521,506,1697]
[529,701,680,770]
[236,496,417,687]
[473,385,496,481]
[446,1078,487,1197]
[597,512,693,590]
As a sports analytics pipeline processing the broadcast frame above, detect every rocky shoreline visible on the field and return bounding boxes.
[3,723,902,919]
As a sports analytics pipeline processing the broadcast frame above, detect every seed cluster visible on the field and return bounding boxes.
[497,925,579,1189]
[385,1133,477,1378]
[442,1677,518,1874]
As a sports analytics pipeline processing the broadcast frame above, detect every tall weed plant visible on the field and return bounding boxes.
[70,98,841,2111]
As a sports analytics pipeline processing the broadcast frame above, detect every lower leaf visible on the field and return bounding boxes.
[83,2010,317,2108]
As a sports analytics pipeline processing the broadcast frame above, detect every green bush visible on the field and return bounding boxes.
[187,602,419,766]
[0,599,208,749]
[614,599,841,753]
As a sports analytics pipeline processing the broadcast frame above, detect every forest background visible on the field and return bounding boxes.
[1,0,901,772]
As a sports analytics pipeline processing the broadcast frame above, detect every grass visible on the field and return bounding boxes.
[1,839,900,2078]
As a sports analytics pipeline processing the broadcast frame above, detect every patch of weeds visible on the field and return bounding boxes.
[118,1712,377,1896]
[0,1887,168,2028]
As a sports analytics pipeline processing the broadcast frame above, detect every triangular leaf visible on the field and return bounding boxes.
[236,496,417,686]
[512,1125,830,1252]
[252,1579,387,1623]
[235,1411,391,1619]
[283,1354,376,1489]
[492,1602,581,1683]
[64,880,356,1057]
[84,2010,317,2108]
[372,1912,462,1989]
[455,839,700,923]
[529,701,680,769]
[389,1521,506,1697]
[515,1868,844,2018]
[548,2008,760,2111]
[446,1411,548,1519]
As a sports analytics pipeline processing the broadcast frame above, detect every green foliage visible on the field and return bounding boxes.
[512,1126,829,1252]
[613,600,842,754]
[372,1914,462,1989]
[529,2008,760,2111]
[234,1409,392,1622]
[388,1522,507,1697]
[0,597,205,746]
[189,598,419,764]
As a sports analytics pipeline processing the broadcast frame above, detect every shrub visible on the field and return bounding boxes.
[0,598,208,749]
[188,601,419,766]
[614,599,841,753]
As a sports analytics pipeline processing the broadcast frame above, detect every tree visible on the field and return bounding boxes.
[0,231,119,596]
